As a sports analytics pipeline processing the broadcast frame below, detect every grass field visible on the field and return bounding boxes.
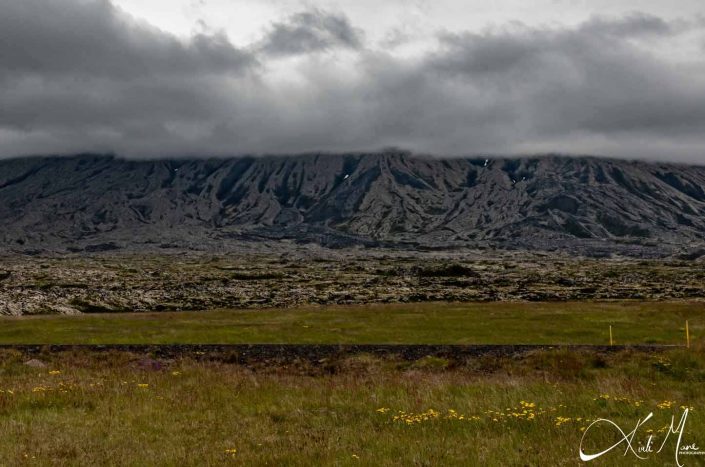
[0,301,701,345]
[0,348,704,465]
[2,301,704,465]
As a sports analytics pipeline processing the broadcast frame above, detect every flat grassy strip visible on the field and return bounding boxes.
[0,301,701,345]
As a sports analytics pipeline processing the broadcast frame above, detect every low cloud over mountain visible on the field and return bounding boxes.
[1,0,705,160]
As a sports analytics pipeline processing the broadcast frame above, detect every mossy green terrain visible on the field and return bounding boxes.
[0,301,701,345]
[3,254,705,315]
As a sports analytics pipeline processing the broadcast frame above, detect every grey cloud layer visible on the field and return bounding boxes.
[0,0,254,78]
[257,9,364,56]
[1,0,704,161]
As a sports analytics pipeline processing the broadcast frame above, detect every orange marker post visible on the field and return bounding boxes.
[686,321,690,349]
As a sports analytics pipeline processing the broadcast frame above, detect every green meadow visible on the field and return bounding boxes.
[0,301,700,345]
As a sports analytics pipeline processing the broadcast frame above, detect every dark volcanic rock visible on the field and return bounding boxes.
[1,152,705,256]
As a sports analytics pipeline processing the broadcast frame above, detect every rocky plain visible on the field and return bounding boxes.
[2,247,705,315]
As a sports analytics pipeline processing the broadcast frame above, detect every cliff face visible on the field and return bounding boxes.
[2,152,705,256]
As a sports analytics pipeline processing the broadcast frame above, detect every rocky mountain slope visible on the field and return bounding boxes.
[1,152,705,256]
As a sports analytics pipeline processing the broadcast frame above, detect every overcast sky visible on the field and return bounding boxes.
[1,0,705,161]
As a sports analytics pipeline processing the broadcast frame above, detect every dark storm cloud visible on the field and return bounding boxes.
[257,9,364,56]
[0,0,254,78]
[426,15,705,144]
[430,14,679,77]
[0,0,256,152]
[0,0,704,161]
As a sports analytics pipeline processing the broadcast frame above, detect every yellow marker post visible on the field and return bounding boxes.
[609,325,613,346]
[686,320,690,349]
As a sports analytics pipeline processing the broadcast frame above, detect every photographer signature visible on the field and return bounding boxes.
[579,408,703,466]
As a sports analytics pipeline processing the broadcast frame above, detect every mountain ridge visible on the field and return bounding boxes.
[2,152,705,257]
